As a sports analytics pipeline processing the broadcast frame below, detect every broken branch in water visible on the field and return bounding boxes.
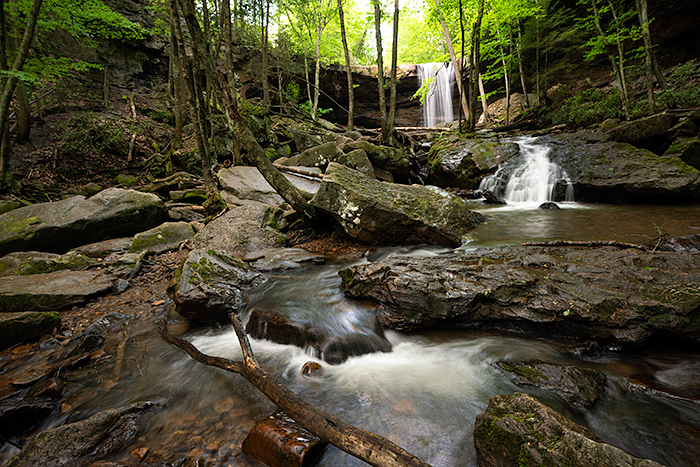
[157,313,433,467]
[521,240,649,251]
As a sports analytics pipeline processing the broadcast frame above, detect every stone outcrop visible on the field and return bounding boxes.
[310,163,484,247]
[167,248,267,323]
[128,221,196,254]
[427,136,519,189]
[606,112,677,150]
[217,166,320,206]
[474,392,665,467]
[663,137,700,169]
[0,311,61,349]
[0,188,167,256]
[4,401,161,467]
[339,246,700,343]
[0,270,116,312]
[495,361,607,407]
[542,132,700,202]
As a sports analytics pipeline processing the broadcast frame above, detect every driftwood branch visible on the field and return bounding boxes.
[521,240,648,251]
[157,314,433,467]
[273,163,324,179]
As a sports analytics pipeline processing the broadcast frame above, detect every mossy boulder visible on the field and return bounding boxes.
[0,188,168,256]
[342,140,411,182]
[0,311,60,349]
[310,163,484,247]
[167,248,268,323]
[663,137,700,170]
[606,112,676,151]
[474,392,665,467]
[427,138,519,189]
[115,174,139,187]
[0,251,93,277]
[129,221,195,254]
[276,141,344,169]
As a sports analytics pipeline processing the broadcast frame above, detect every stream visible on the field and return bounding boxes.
[3,138,700,466]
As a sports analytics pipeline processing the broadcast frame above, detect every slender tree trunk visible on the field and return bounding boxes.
[517,19,529,106]
[477,74,489,123]
[386,0,399,144]
[458,0,466,128]
[534,0,541,104]
[634,0,665,112]
[494,23,510,124]
[435,0,469,121]
[222,0,238,102]
[303,54,312,112]
[312,19,322,120]
[338,0,355,129]
[16,82,30,143]
[261,0,270,108]
[467,0,484,131]
[0,0,43,184]
[607,0,630,120]
[168,0,186,148]
[372,0,387,139]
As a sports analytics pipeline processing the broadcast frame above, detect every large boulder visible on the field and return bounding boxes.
[0,311,60,349]
[0,251,93,277]
[217,166,319,206]
[427,137,519,189]
[606,112,676,151]
[276,141,343,169]
[339,246,700,344]
[310,163,485,247]
[542,133,700,202]
[0,188,167,256]
[0,270,115,312]
[167,248,267,323]
[4,401,160,467]
[474,392,665,467]
[128,221,195,254]
[190,204,288,258]
[342,140,411,182]
[663,137,700,169]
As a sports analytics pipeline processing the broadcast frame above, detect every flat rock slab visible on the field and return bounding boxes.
[129,221,195,254]
[474,392,665,467]
[243,248,325,271]
[0,311,61,349]
[0,270,116,312]
[0,188,167,256]
[311,162,485,246]
[218,166,320,206]
[340,246,700,344]
[0,251,93,277]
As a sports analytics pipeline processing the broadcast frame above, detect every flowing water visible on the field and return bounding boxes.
[417,63,455,127]
[3,139,700,466]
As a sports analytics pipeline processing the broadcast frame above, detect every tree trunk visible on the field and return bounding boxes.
[0,0,42,184]
[15,81,30,143]
[312,19,322,120]
[158,314,433,467]
[386,0,399,145]
[168,0,186,148]
[477,74,489,123]
[372,0,387,140]
[222,0,237,96]
[458,0,466,128]
[338,0,354,129]
[467,0,484,132]
[261,0,270,108]
[517,19,529,106]
[435,0,469,121]
[606,0,630,120]
[634,0,666,111]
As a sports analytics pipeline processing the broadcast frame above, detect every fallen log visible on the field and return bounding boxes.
[272,163,324,179]
[157,313,433,467]
[522,240,648,251]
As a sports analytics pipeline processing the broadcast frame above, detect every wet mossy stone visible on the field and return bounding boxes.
[167,248,268,323]
[129,221,195,254]
[0,251,93,277]
[663,137,700,170]
[0,311,60,349]
[310,163,485,247]
[474,392,665,467]
[0,188,168,256]
[115,174,138,187]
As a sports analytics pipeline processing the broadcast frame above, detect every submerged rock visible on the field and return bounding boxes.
[168,248,267,323]
[0,188,168,256]
[0,270,115,312]
[310,163,484,247]
[4,400,161,467]
[539,201,560,209]
[495,361,607,407]
[474,392,665,467]
[339,246,700,344]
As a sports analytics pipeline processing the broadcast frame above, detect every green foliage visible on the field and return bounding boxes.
[57,113,128,157]
[412,75,434,105]
[552,88,624,127]
[656,60,700,109]
[300,100,332,118]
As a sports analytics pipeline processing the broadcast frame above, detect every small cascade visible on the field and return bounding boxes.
[417,62,455,127]
[480,137,574,204]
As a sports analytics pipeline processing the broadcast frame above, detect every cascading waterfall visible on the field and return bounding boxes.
[480,137,574,204]
[417,62,455,127]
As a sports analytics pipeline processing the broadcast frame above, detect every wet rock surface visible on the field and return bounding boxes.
[495,361,607,407]
[474,392,665,467]
[339,246,700,343]
[311,163,484,247]
[242,248,325,271]
[4,400,161,467]
[167,248,268,323]
[0,270,116,312]
[0,188,168,256]
[0,312,61,349]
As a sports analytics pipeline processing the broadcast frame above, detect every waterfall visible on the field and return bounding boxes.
[480,137,574,204]
[417,62,455,127]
